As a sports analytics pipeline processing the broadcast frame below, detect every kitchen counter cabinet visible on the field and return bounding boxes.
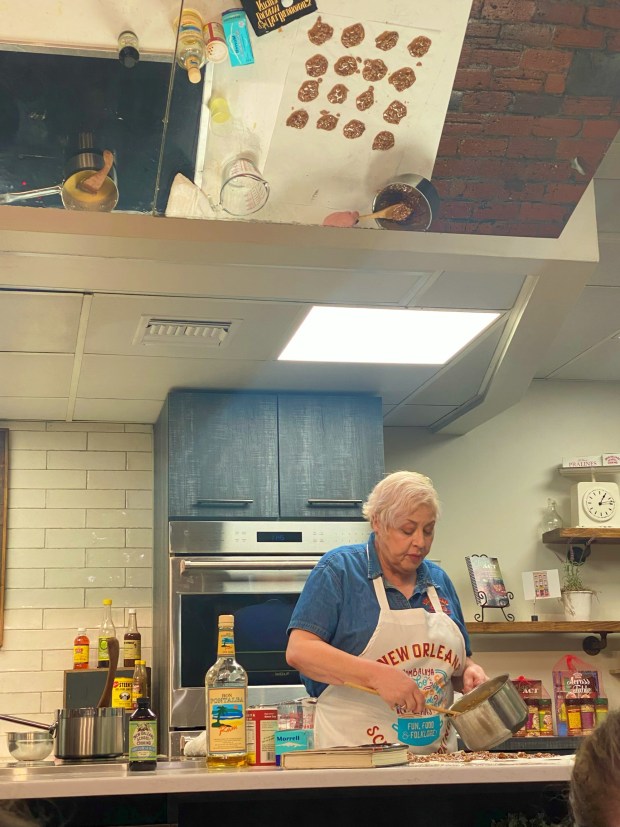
[0,759,573,827]
[0,757,573,797]
[160,391,384,521]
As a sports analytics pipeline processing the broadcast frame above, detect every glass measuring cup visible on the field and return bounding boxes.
[219,156,269,216]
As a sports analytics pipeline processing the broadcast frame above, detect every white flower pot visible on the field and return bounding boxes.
[562,590,593,621]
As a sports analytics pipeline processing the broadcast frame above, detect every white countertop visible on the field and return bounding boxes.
[0,756,574,799]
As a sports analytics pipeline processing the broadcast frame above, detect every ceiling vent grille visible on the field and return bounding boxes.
[134,316,239,348]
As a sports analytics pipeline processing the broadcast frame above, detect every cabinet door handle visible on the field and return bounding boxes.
[306,499,363,506]
[194,498,254,506]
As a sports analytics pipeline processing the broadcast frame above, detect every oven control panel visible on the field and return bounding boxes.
[170,520,371,555]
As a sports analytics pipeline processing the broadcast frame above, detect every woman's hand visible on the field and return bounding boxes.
[370,666,426,714]
[461,660,489,693]
[322,210,359,227]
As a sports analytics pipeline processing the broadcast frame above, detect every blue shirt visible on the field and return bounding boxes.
[287,533,471,698]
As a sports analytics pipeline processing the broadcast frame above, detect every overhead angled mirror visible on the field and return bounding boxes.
[0,429,7,648]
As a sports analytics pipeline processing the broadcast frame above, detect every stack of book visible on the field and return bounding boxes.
[280,742,408,770]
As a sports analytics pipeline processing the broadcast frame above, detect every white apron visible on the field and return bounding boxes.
[314,564,467,754]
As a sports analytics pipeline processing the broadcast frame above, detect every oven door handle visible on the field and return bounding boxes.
[180,559,320,572]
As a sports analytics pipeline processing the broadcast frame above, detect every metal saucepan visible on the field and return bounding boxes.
[447,673,528,751]
[372,173,440,231]
[348,673,527,752]
[0,638,124,760]
[1,707,125,760]
[0,148,118,212]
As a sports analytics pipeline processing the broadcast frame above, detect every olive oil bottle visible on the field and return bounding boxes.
[205,614,248,769]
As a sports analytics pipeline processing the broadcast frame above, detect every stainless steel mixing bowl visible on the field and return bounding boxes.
[7,731,54,762]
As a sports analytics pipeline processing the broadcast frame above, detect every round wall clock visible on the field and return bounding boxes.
[570,481,620,528]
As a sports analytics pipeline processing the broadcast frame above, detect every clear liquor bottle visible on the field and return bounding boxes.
[205,614,248,769]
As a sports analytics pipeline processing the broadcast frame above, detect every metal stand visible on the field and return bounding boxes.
[473,591,516,623]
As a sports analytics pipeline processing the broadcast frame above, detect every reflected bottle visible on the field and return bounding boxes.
[541,498,564,533]
[175,8,206,84]
[118,30,140,68]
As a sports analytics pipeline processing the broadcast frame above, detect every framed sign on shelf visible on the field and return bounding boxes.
[0,430,7,647]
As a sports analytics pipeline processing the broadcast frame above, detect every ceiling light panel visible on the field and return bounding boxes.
[278,307,500,365]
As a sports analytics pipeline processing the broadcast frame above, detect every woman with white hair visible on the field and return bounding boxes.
[286,470,488,752]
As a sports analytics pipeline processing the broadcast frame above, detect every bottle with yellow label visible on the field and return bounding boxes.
[205,614,248,768]
[174,8,206,84]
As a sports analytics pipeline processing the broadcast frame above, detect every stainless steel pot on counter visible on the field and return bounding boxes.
[0,637,124,760]
[1,707,125,760]
[449,674,528,751]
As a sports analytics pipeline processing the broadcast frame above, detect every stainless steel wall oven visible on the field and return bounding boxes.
[153,520,370,756]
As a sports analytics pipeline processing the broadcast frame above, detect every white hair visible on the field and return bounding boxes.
[362,470,441,529]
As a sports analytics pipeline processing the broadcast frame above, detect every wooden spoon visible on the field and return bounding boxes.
[77,149,115,194]
[358,202,413,222]
[344,682,459,716]
[97,636,120,708]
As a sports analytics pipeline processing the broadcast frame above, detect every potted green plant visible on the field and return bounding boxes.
[561,555,594,621]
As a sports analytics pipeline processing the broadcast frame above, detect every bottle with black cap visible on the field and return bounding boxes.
[128,697,157,772]
[118,31,140,68]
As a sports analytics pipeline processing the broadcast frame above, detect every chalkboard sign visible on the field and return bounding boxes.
[0,430,8,648]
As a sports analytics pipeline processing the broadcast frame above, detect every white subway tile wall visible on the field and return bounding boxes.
[0,421,154,758]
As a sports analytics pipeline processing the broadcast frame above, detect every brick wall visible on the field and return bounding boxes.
[0,421,153,759]
[431,0,620,237]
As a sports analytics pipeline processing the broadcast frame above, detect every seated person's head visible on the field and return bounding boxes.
[571,709,620,827]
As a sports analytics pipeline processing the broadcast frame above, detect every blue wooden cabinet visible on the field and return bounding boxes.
[161,390,384,520]
[278,394,384,519]
[167,392,279,520]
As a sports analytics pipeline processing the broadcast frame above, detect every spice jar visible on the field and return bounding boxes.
[595,697,609,726]
[580,699,596,735]
[538,698,554,735]
[526,699,540,736]
[566,698,583,736]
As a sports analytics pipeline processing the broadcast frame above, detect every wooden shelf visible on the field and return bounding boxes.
[542,527,620,544]
[610,669,620,676]
[467,621,620,634]
[558,466,620,478]
[466,621,620,655]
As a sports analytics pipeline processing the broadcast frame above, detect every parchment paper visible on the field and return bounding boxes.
[263,13,444,209]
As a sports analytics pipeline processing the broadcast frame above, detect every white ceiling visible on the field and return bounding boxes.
[0,132,617,433]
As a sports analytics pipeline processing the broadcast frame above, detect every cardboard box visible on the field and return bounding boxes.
[562,455,602,468]
[602,453,620,466]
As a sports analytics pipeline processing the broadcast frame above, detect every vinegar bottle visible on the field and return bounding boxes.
[132,659,148,709]
[73,628,90,670]
[128,697,157,772]
[175,8,206,84]
[123,609,142,667]
[205,614,248,769]
[97,599,116,668]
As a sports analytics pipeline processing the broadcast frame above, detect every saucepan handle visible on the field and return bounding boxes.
[0,185,63,204]
[0,712,54,733]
